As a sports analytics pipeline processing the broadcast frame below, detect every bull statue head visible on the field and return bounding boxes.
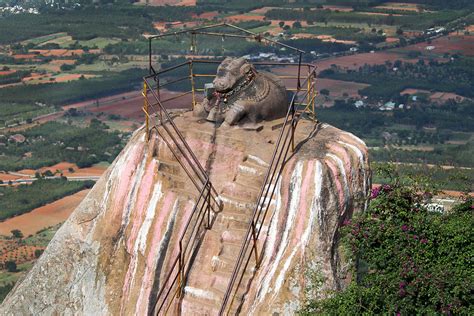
[213,57,254,93]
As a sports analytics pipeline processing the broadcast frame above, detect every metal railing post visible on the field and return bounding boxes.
[189,61,196,109]
[296,52,303,90]
[149,37,152,75]
[178,242,183,298]
[291,101,295,152]
[207,183,211,229]
[251,224,260,268]
[142,81,149,141]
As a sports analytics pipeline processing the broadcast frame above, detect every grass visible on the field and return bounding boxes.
[78,37,121,49]
[21,33,67,46]
[24,224,62,247]
[0,261,34,286]
[0,103,57,127]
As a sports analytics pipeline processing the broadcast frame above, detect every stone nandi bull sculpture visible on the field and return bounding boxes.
[194,57,288,126]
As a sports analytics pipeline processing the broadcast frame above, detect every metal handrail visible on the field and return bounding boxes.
[219,67,317,314]
[142,58,317,315]
[143,72,221,315]
[151,180,215,315]
[143,77,220,202]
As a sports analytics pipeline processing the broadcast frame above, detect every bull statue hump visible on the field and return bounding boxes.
[194,57,288,126]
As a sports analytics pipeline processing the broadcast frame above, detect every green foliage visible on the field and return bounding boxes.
[266,8,471,30]
[0,120,123,171]
[0,68,144,105]
[0,4,199,44]
[0,103,56,127]
[34,249,44,259]
[10,230,23,239]
[0,178,94,221]
[0,70,31,85]
[4,262,16,273]
[301,167,474,315]
[320,57,474,100]
[0,283,14,303]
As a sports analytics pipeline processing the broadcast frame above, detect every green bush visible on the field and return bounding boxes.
[301,166,474,315]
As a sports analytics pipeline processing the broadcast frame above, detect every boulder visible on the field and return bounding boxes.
[0,112,370,315]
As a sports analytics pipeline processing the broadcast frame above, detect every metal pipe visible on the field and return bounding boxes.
[160,90,193,104]
[189,61,196,109]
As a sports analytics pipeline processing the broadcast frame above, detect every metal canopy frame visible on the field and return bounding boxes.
[145,22,317,120]
[146,23,305,84]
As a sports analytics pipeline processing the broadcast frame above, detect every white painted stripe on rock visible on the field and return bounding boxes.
[136,181,163,255]
[326,153,350,209]
[256,161,303,303]
[248,154,269,167]
[238,165,259,175]
[184,286,218,301]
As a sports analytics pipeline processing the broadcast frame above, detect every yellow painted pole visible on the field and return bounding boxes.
[189,61,196,109]
[142,81,149,141]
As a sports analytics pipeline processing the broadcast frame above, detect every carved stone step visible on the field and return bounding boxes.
[220,182,260,202]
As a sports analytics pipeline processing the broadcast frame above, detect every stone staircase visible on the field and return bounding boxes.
[179,153,272,315]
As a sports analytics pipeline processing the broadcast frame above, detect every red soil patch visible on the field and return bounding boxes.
[53,74,95,83]
[0,173,21,182]
[38,162,76,175]
[12,54,38,60]
[145,0,195,5]
[430,92,465,103]
[400,35,474,56]
[0,244,45,266]
[192,11,218,20]
[16,169,36,176]
[69,166,106,177]
[386,37,400,43]
[225,14,266,22]
[400,88,430,95]
[322,5,353,12]
[317,78,369,98]
[82,89,192,120]
[0,189,90,236]
[0,70,16,76]
[63,90,141,110]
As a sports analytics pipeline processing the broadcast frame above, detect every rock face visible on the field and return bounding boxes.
[0,112,370,315]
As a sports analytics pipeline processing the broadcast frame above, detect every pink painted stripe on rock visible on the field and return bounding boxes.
[328,143,353,183]
[292,160,315,245]
[112,142,145,218]
[126,159,157,251]
[134,192,177,316]
[325,158,345,214]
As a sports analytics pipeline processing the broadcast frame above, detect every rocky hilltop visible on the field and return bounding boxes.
[0,111,370,315]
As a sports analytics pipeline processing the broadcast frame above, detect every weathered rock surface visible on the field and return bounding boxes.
[0,111,369,315]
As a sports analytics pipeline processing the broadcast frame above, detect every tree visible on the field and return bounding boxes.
[396,28,404,36]
[5,261,17,273]
[34,249,44,258]
[292,21,302,29]
[278,21,285,28]
[320,89,330,96]
[11,229,23,239]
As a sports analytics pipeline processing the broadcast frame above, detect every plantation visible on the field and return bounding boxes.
[0,120,124,171]
[0,68,144,106]
[0,178,93,221]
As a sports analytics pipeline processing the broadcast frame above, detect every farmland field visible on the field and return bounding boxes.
[0,189,90,236]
